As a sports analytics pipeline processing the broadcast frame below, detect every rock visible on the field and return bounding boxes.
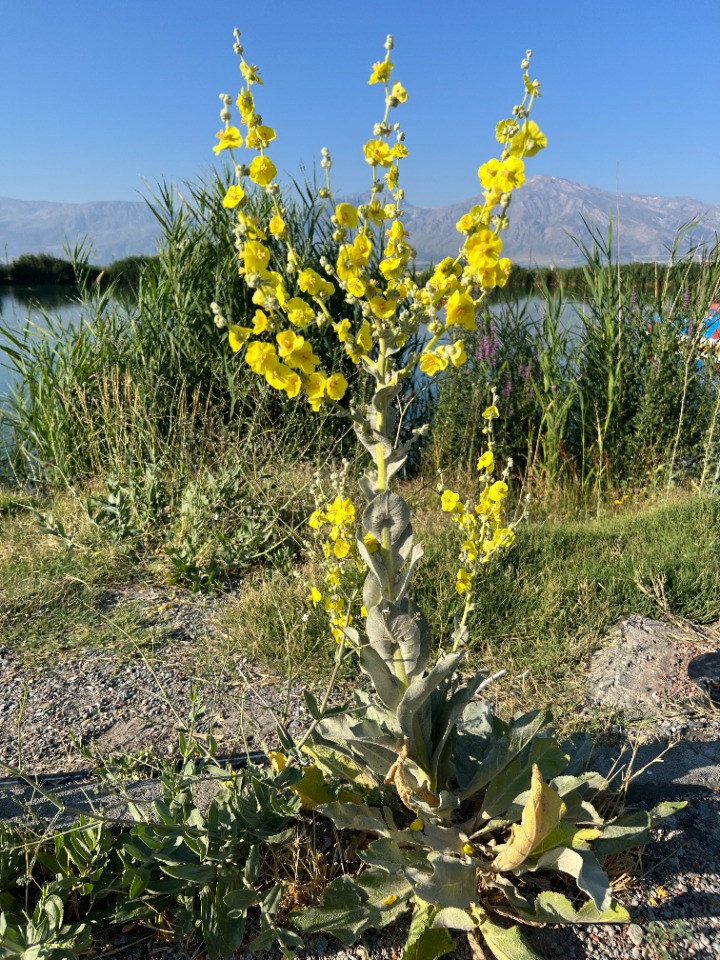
[585,615,686,717]
[627,923,644,946]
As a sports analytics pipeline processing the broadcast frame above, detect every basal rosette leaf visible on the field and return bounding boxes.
[491,765,566,873]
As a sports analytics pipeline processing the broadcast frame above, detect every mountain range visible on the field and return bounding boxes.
[2,176,720,268]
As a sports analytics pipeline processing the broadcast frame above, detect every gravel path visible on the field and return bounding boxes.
[1,591,719,959]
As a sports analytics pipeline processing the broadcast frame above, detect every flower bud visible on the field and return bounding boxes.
[233,42,243,55]
[385,34,394,50]
[220,109,231,122]
[318,187,331,199]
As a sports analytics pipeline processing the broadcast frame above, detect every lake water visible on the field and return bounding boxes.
[0,287,86,397]
[0,286,582,401]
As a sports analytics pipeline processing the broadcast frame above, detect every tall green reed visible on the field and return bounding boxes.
[430,220,720,504]
[0,175,358,487]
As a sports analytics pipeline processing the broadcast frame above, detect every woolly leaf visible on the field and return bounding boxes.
[492,765,565,873]
[479,918,545,960]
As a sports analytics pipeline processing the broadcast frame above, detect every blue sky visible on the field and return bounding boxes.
[2,0,719,208]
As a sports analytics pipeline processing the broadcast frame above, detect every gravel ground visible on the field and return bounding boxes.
[0,583,312,775]
[1,591,719,959]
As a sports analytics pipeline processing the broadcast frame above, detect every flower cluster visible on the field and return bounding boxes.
[212,32,546,410]
[440,403,518,594]
[306,481,379,644]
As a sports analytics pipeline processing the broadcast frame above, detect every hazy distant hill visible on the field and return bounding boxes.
[399,177,720,267]
[2,177,720,267]
[0,197,160,264]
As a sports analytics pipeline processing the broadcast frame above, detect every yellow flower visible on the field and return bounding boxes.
[333,318,352,343]
[286,297,314,328]
[466,230,502,270]
[213,126,242,154]
[478,158,502,190]
[356,321,373,353]
[441,490,461,513]
[363,532,380,553]
[390,81,408,103]
[236,90,254,121]
[508,120,547,158]
[268,215,285,237]
[222,184,245,208]
[305,372,326,411]
[299,268,334,298]
[363,139,393,167]
[419,351,448,376]
[326,497,355,526]
[369,60,393,84]
[409,819,424,832]
[246,125,276,149]
[463,540,479,563]
[445,289,476,331]
[369,296,397,320]
[309,587,322,606]
[262,359,286,389]
[287,340,320,375]
[326,372,349,401]
[335,203,359,229]
[487,480,509,502]
[308,510,325,530]
[276,329,301,357]
[248,155,277,187]
[448,340,467,367]
[477,451,495,472]
[495,156,525,191]
[252,309,269,334]
[382,895,399,907]
[456,569,473,594]
[240,60,263,85]
[482,404,500,419]
[462,843,475,856]
[333,538,351,560]
[346,276,367,298]
[364,200,386,225]
[456,213,475,234]
[245,340,278,374]
[350,234,373,266]
[379,257,404,281]
[243,240,270,275]
[228,325,251,352]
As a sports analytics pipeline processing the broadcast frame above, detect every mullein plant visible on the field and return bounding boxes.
[211,31,681,960]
